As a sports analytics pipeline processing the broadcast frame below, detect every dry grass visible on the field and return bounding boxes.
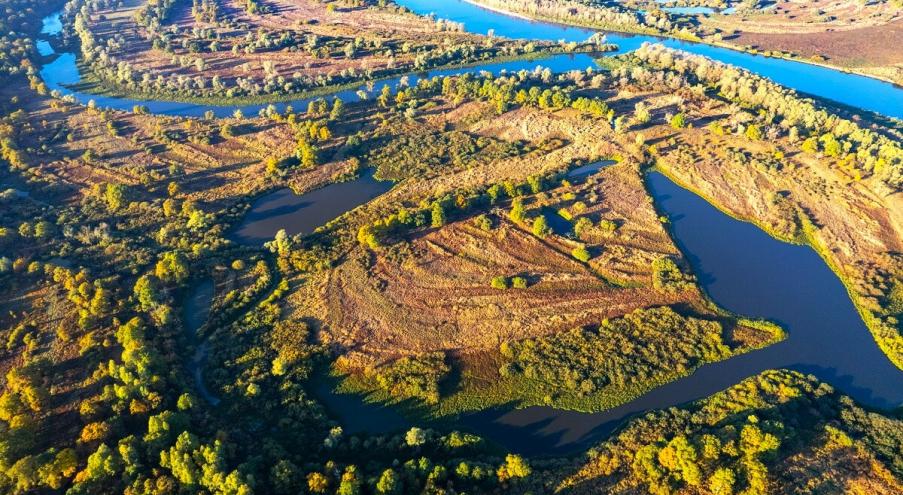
[283,101,705,367]
[80,0,534,94]
[702,1,903,81]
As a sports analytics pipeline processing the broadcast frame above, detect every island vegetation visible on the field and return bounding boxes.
[467,0,903,85]
[0,0,901,494]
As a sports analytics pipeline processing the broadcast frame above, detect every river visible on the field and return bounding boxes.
[37,6,903,455]
[396,0,903,119]
[38,4,903,119]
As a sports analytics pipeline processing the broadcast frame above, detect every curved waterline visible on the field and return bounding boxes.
[38,13,596,118]
[37,6,903,454]
[449,172,903,454]
[39,6,903,120]
[396,0,903,119]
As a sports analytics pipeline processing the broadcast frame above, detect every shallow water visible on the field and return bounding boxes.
[662,6,717,15]
[565,159,616,179]
[183,281,221,406]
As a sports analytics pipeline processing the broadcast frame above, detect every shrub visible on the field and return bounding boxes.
[572,246,591,262]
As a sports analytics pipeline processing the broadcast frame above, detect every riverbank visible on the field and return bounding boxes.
[67,47,603,108]
[460,0,903,87]
[652,162,903,372]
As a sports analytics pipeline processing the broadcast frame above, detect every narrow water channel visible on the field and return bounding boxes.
[37,12,595,118]
[39,5,903,120]
[183,280,221,406]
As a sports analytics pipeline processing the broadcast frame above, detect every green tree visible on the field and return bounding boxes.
[800,136,819,154]
[527,175,543,194]
[473,214,493,231]
[497,454,531,482]
[375,468,401,494]
[745,124,762,141]
[75,443,121,484]
[572,245,591,262]
[491,276,509,290]
[307,472,329,493]
[296,138,319,168]
[104,183,127,211]
[133,274,161,311]
[270,459,302,494]
[509,198,525,223]
[33,221,54,239]
[337,465,362,495]
[155,252,189,285]
[431,202,446,228]
[709,467,736,495]
[669,113,686,129]
[821,133,842,158]
[405,427,427,446]
[531,215,551,238]
[330,98,344,120]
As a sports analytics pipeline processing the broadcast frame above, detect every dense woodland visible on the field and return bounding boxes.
[0,0,901,494]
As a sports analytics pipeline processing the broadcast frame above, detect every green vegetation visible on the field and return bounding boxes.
[361,353,450,405]
[499,307,731,397]
[562,370,903,494]
[0,2,900,493]
[613,43,902,189]
[66,0,608,103]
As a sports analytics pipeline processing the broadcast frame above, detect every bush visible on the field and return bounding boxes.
[491,276,510,289]
[511,276,528,289]
[371,353,449,404]
[572,246,591,262]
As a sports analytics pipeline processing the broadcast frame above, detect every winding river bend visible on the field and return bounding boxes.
[397,0,903,119]
[35,4,903,455]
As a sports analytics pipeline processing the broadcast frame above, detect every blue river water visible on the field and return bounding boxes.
[396,0,903,119]
[36,5,903,454]
[317,172,903,455]
[38,3,903,119]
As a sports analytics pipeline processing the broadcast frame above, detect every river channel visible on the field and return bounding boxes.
[35,4,903,455]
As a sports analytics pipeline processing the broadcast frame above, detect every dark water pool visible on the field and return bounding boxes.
[229,170,393,245]
[183,280,221,406]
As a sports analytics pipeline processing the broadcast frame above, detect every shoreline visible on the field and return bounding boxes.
[460,0,903,88]
[56,48,596,108]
